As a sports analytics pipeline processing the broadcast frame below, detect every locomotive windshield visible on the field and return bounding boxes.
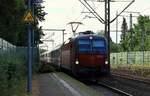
[78,38,106,53]
[78,39,91,53]
[92,39,106,53]
[93,40,105,47]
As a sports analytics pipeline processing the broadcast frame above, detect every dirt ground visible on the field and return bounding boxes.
[32,75,40,96]
[112,67,150,78]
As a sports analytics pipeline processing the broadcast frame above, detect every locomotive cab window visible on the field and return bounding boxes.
[78,39,91,53]
[78,39,90,45]
[93,40,105,47]
[78,38,106,53]
[92,39,106,53]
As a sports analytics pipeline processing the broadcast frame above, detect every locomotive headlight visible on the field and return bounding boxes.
[105,61,108,65]
[89,36,93,40]
[75,60,79,64]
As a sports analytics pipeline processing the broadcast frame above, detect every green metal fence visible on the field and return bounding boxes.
[0,38,16,53]
[110,51,150,67]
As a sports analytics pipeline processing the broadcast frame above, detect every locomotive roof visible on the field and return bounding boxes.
[62,31,107,46]
[73,34,106,41]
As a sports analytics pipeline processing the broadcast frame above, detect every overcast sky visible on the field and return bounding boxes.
[40,0,150,50]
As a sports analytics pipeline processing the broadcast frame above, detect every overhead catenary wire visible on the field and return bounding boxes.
[79,0,135,25]
[83,0,105,23]
[110,0,135,23]
[79,0,102,22]
[79,0,105,24]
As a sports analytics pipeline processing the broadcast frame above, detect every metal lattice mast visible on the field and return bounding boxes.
[105,0,110,70]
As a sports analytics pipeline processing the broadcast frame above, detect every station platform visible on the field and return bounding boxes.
[32,72,102,96]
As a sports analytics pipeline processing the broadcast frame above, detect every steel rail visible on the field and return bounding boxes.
[111,73,150,85]
[97,82,133,96]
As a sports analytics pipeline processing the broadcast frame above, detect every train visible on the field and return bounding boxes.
[40,31,110,77]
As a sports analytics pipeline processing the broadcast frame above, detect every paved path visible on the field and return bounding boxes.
[38,73,74,96]
[33,73,103,96]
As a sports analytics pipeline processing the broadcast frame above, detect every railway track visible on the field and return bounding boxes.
[111,72,150,85]
[97,73,150,96]
[81,79,132,96]
[96,81,133,96]
[68,71,150,96]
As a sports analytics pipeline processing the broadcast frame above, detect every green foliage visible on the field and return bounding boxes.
[121,17,128,40]
[0,0,25,45]
[0,0,45,46]
[0,50,40,96]
[110,40,122,52]
[132,16,150,51]
[112,66,150,78]
[0,52,26,96]
[34,4,46,22]
[120,17,129,51]
[120,15,150,51]
[0,41,40,95]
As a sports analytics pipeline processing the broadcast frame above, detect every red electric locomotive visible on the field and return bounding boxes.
[60,31,110,77]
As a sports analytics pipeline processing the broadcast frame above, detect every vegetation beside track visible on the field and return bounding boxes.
[0,52,25,96]
[111,65,150,78]
[0,51,40,96]
[110,51,150,78]
[38,63,57,73]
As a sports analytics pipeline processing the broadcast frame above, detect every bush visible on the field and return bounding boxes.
[0,52,26,96]
[39,63,56,73]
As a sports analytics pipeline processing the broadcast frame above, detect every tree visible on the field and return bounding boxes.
[133,15,150,51]
[120,17,129,51]
[0,0,45,46]
[0,0,23,44]
[121,17,128,40]
[120,15,150,51]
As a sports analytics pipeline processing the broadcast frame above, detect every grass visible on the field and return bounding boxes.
[14,79,29,96]
[111,64,150,78]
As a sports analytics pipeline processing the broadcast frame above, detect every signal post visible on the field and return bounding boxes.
[23,0,34,93]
